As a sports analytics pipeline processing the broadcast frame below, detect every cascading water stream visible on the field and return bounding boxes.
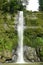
[16,11,25,63]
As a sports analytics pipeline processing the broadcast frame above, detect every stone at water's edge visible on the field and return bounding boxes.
[23,46,40,62]
[12,49,17,62]
[0,49,17,63]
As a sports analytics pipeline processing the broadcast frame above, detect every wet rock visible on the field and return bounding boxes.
[12,49,17,62]
[24,46,40,62]
[5,59,12,63]
[3,50,12,59]
[0,56,1,59]
[36,46,43,62]
[0,57,6,63]
[5,49,17,63]
[12,54,17,62]
[0,52,5,63]
[0,52,2,58]
[0,49,17,63]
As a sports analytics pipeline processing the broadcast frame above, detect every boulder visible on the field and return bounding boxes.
[12,49,17,62]
[3,50,12,59]
[24,46,40,62]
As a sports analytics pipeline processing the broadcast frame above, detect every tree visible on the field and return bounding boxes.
[0,0,24,13]
[39,0,43,11]
[9,0,24,13]
[21,0,28,5]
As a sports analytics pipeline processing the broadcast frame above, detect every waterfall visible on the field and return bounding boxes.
[16,11,25,63]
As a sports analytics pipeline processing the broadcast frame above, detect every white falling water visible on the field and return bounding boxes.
[17,11,25,63]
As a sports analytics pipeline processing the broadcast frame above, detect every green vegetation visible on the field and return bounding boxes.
[0,0,43,63]
[39,0,43,11]
[0,21,18,49]
[0,11,18,62]
[24,11,43,61]
[0,0,24,13]
[24,28,43,47]
[24,11,43,26]
[0,0,25,62]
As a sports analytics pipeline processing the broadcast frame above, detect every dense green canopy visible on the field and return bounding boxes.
[0,0,24,13]
[39,0,43,11]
